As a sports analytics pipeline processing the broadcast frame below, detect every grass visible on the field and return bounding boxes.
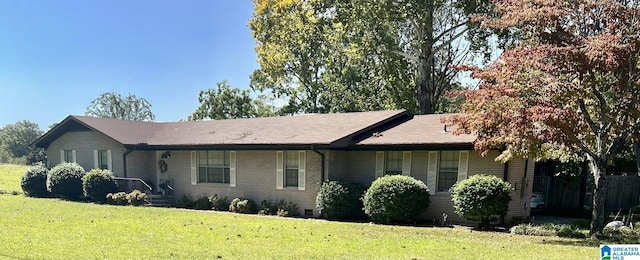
[0,164,27,194]
[0,164,598,259]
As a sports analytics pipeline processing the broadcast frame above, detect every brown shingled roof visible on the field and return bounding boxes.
[356,114,475,146]
[34,110,411,149]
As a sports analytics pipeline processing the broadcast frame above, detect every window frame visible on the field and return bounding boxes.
[284,151,299,187]
[98,150,109,170]
[197,150,231,184]
[437,150,460,192]
[384,151,403,175]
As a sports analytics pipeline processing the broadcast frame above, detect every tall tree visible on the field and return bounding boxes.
[249,0,491,115]
[190,81,276,120]
[445,0,640,235]
[86,92,155,121]
[0,120,45,164]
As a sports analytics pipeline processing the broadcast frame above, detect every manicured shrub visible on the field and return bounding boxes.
[258,200,277,215]
[276,200,299,217]
[47,162,86,200]
[450,174,512,229]
[106,192,128,205]
[316,181,366,220]
[127,190,148,206]
[176,194,195,209]
[362,175,430,223]
[194,195,213,210]
[209,194,230,211]
[229,198,257,214]
[21,164,49,197]
[82,169,118,202]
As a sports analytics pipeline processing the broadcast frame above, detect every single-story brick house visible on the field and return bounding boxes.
[33,110,534,222]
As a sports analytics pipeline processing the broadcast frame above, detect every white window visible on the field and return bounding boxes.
[190,151,236,187]
[276,151,306,190]
[438,151,459,192]
[60,150,76,163]
[385,151,403,175]
[93,150,112,170]
[198,151,230,184]
[426,150,469,193]
[375,151,411,178]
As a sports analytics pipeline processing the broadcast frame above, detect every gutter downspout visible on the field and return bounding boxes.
[502,161,509,181]
[122,149,135,178]
[311,145,326,182]
[521,159,529,198]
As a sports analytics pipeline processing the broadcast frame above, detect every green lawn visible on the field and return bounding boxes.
[0,164,27,194]
[0,164,597,259]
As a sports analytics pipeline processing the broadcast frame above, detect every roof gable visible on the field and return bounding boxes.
[356,114,475,148]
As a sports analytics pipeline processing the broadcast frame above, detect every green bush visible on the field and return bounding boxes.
[127,190,148,206]
[450,174,512,229]
[316,181,366,220]
[106,192,128,205]
[82,169,118,202]
[20,164,49,197]
[257,200,299,217]
[362,175,430,223]
[229,198,257,214]
[276,200,300,217]
[176,194,195,209]
[510,223,587,238]
[258,200,277,215]
[47,162,86,200]
[209,194,230,211]
[194,195,213,210]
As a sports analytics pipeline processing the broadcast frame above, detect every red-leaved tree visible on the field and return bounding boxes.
[445,0,640,235]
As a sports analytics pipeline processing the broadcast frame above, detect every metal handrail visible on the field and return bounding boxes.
[113,177,153,192]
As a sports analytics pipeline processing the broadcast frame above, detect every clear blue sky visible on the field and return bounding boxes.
[0,0,258,129]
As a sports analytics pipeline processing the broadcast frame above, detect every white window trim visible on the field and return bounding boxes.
[60,150,76,163]
[374,151,411,178]
[429,150,469,194]
[93,150,112,170]
[276,151,305,191]
[190,150,236,187]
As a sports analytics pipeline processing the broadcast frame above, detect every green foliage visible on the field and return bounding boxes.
[257,199,299,217]
[85,92,155,121]
[0,120,45,164]
[597,228,640,244]
[450,174,512,229]
[20,164,49,197]
[510,223,587,239]
[229,198,258,214]
[451,174,512,228]
[127,190,148,206]
[82,169,117,202]
[193,195,213,210]
[316,181,366,220]
[106,192,129,206]
[176,194,195,209]
[47,162,86,200]
[209,194,230,211]
[258,200,277,215]
[362,175,430,223]
[190,80,276,120]
[250,0,490,114]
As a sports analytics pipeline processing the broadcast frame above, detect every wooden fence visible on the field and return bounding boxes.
[605,175,640,212]
[534,175,640,212]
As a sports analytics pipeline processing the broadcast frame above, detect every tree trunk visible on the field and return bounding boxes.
[416,7,435,115]
[589,159,608,236]
[577,160,588,210]
[634,137,640,175]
